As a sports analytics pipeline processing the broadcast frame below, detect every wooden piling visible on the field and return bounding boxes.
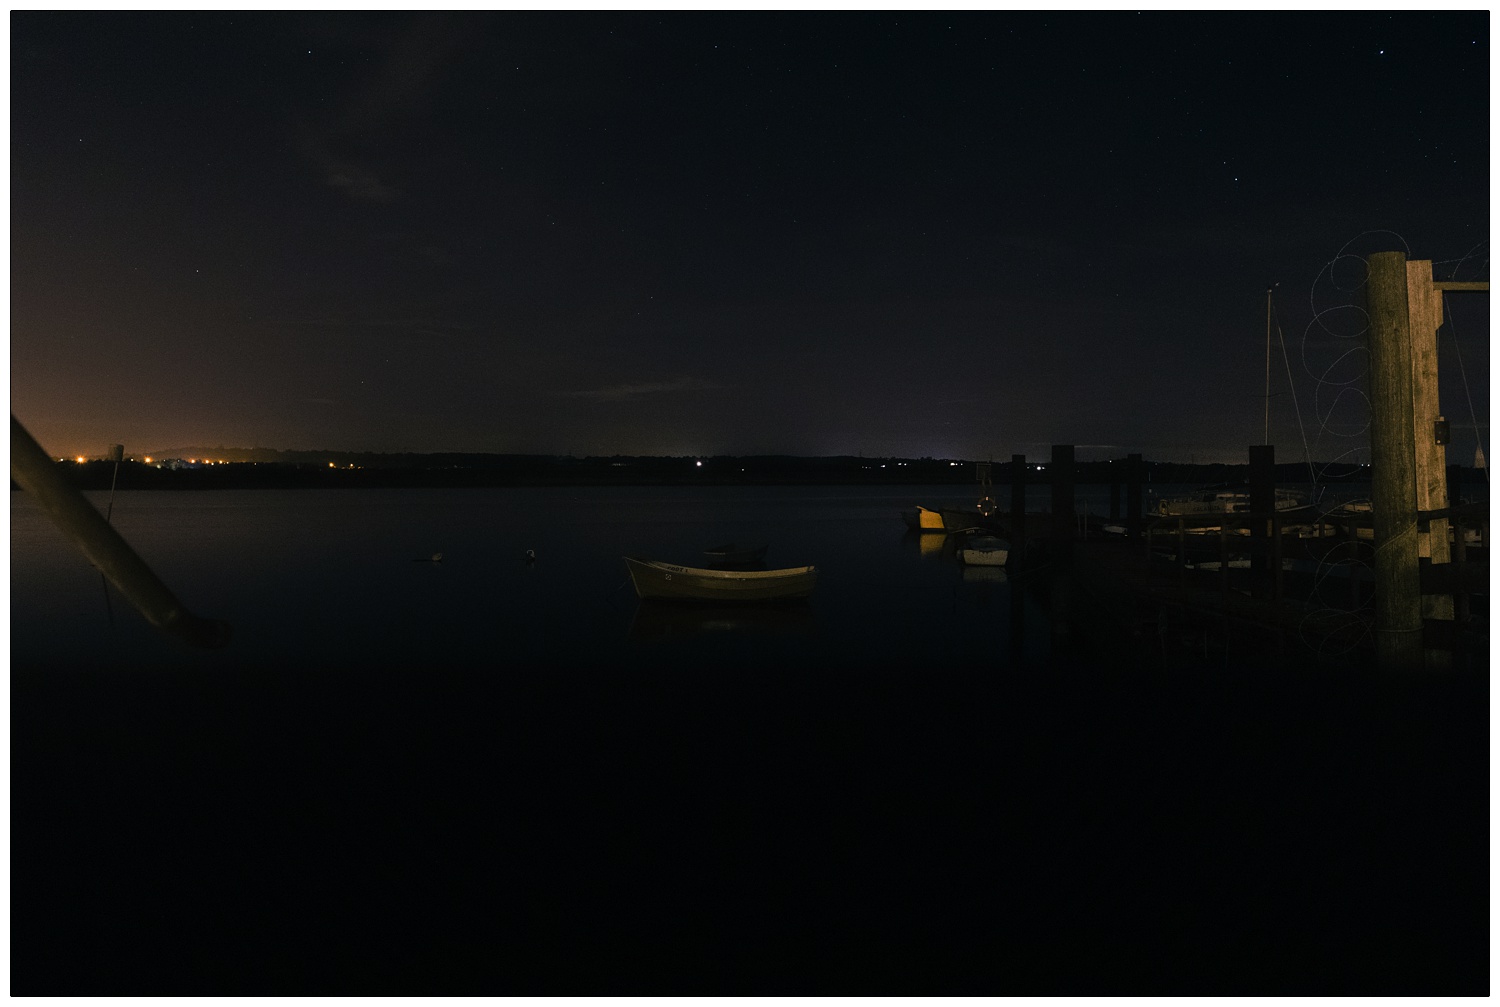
[1406,260,1454,663]
[1365,250,1424,671]
[1219,523,1229,607]
[1126,453,1143,538]
[1452,524,1470,629]
[1177,517,1187,589]
[1272,516,1284,602]
[1009,557,1027,663]
[1011,454,1027,545]
[1051,445,1075,558]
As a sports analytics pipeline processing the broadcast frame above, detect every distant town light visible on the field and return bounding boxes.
[144,457,153,464]
[75,456,85,464]
[695,460,702,467]
[329,462,336,468]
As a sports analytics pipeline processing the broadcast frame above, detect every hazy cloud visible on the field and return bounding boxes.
[271,314,470,336]
[299,14,471,203]
[325,159,399,203]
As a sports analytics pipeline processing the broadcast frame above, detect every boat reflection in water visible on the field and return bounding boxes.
[628,601,818,641]
[961,565,1008,584]
[918,532,947,557]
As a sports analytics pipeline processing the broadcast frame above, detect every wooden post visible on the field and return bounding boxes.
[1011,454,1027,547]
[1365,251,1424,671]
[1219,523,1229,606]
[1272,516,1284,602]
[1127,453,1143,539]
[10,416,231,649]
[1452,522,1470,629]
[1177,517,1187,589]
[1406,261,1454,667]
[1009,549,1027,663]
[1050,445,1075,558]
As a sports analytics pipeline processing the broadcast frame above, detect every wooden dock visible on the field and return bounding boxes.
[1007,510,1488,672]
[963,441,1488,671]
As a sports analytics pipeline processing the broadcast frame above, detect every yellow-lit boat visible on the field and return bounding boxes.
[900,506,947,533]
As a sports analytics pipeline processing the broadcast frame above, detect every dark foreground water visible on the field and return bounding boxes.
[11,487,1489,994]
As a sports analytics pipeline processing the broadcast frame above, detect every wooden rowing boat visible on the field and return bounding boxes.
[622,556,817,603]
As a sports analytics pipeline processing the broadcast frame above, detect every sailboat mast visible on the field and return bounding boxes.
[1264,287,1273,445]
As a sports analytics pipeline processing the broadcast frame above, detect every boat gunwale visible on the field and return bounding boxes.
[623,556,816,581]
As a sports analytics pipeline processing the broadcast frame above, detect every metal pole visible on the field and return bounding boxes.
[1264,287,1273,445]
[104,442,124,523]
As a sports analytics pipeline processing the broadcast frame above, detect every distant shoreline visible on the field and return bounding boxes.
[18,455,1478,492]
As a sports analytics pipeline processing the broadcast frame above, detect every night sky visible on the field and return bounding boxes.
[9,12,1490,463]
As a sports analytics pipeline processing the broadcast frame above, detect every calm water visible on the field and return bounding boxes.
[13,485,1060,672]
[11,486,1487,993]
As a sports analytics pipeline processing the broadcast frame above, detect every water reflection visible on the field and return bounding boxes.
[627,601,818,641]
[961,565,1008,584]
[901,529,952,558]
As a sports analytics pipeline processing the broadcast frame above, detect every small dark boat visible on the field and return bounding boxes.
[703,542,769,565]
[623,557,817,603]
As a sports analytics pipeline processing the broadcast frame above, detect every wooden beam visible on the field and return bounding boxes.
[1407,260,1454,665]
[1432,281,1489,291]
